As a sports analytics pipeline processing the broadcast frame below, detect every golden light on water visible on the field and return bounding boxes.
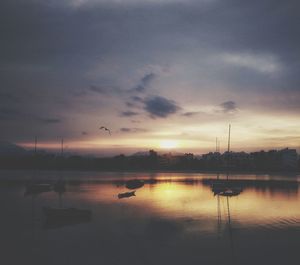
[80,178,300,229]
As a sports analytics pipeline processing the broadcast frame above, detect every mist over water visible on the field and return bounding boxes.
[1,171,300,265]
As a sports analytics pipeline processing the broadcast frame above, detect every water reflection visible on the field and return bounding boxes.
[0,171,300,265]
[24,183,52,196]
[43,207,92,229]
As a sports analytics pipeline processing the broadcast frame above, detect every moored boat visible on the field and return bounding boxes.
[118,191,136,199]
[125,179,144,189]
[218,188,242,197]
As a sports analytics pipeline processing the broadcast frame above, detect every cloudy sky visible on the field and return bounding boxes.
[1,0,300,155]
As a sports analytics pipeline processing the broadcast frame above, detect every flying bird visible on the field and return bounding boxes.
[99,126,111,135]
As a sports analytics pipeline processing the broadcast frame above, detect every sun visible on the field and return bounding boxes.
[159,140,179,149]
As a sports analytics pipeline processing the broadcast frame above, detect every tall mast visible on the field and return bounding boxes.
[226,124,231,180]
[61,138,64,156]
[34,136,37,155]
[227,124,231,153]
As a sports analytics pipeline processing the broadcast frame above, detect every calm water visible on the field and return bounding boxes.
[1,170,300,265]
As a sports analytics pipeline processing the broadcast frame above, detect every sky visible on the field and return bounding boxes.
[0,0,300,155]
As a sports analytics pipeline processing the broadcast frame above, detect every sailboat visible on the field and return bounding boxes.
[43,138,92,229]
[25,136,52,196]
[218,188,242,197]
[211,125,243,197]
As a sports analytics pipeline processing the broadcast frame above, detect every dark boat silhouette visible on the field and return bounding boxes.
[218,187,242,197]
[211,181,243,196]
[25,183,52,196]
[125,179,144,189]
[118,191,136,199]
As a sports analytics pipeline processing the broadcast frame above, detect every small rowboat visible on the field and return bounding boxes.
[118,191,136,199]
[125,179,144,190]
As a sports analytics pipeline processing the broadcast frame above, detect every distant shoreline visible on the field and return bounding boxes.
[0,168,299,175]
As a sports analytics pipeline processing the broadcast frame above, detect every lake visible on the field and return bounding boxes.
[1,170,300,265]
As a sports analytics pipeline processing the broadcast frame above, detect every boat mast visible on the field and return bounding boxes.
[61,138,64,156]
[34,136,37,155]
[227,124,231,153]
[226,124,231,180]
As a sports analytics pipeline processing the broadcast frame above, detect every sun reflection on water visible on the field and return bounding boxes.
[71,176,300,231]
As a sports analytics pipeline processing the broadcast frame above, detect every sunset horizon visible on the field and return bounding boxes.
[1,1,300,265]
[1,1,300,157]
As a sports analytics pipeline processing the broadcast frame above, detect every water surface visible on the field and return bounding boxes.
[1,171,300,265]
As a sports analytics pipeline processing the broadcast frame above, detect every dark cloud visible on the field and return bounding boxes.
[89,85,120,94]
[120,127,148,133]
[132,73,156,92]
[89,85,108,94]
[125,96,145,110]
[131,120,141,123]
[39,118,61,124]
[131,96,144,102]
[0,106,61,124]
[81,131,88,135]
[0,92,19,103]
[126,102,135,108]
[120,111,140,117]
[0,108,21,121]
[182,111,201,117]
[144,96,180,118]
[219,101,237,113]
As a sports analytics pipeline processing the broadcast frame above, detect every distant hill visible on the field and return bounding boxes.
[0,141,27,155]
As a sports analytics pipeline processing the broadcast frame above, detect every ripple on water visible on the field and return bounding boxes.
[235,216,300,232]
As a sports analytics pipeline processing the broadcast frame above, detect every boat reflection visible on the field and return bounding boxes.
[43,180,92,229]
[214,177,240,263]
[43,207,92,229]
[25,183,52,196]
[53,180,66,193]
